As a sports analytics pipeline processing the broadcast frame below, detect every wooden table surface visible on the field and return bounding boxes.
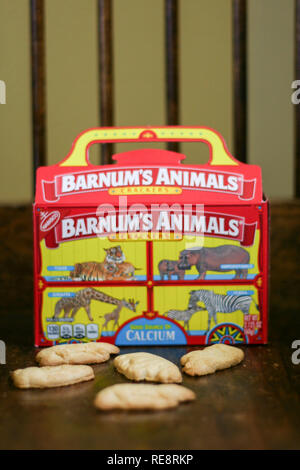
[0,203,300,450]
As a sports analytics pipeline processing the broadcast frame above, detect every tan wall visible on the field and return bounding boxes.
[0,0,32,204]
[0,0,295,203]
[248,0,294,198]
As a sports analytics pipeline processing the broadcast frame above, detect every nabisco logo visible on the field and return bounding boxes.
[40,211,61,232]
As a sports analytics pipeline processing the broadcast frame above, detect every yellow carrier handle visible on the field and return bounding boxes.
[60,126,239,167]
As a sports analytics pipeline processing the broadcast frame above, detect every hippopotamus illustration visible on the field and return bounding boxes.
[158,259,186,280]
[177,245,250,279]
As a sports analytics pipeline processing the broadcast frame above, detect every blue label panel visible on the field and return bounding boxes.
[116,317,187,345]
[227,290,255,296]
[154,273,256,281]
[220,264,254,270]
[47,266,74,271]
[48,292,75,298]
[45,275,147,282]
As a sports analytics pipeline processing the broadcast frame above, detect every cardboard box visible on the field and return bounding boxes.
[33,126,268,347]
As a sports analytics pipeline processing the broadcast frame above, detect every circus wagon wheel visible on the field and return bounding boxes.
[206,323,248,345]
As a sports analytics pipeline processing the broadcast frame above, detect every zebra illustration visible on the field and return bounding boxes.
[164,305,205,333]
[188,289,259,333]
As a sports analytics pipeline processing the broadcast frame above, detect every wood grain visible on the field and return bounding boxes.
[232,0,247,163]
[30,0,47,190]
[165,0,180,152]
[98,0,114,164]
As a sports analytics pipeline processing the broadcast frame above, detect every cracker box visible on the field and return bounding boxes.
[33,126,268,347]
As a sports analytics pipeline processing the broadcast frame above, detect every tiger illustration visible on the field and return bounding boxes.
[70,261,115,281]
[104,246,125,264]
[70,246,139,281]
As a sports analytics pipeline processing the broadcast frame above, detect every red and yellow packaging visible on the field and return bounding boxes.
[33,126,268,347]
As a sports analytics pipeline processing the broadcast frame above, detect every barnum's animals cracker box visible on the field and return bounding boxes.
[33,126,268,347]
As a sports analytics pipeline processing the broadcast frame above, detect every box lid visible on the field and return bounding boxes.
[35,126,262,206]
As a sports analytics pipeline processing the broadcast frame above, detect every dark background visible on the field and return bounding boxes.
[0,203,299,450]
